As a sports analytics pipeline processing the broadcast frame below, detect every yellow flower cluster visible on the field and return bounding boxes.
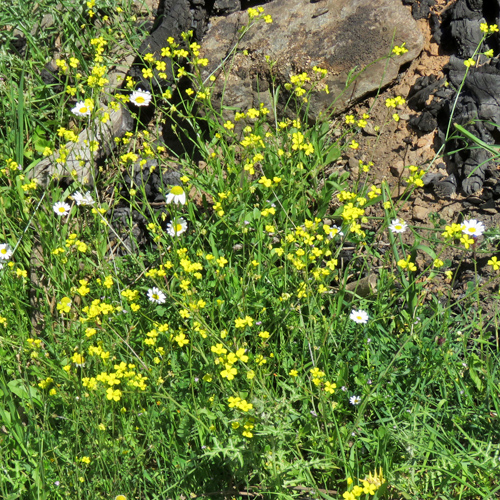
[441,223,464,239]
[367,185,381,199]
[397,255,417,272]
[241,133,265,149]
[235,316,254,328]
[38,377,53,389]
[227,396,253,412]
[1,158,21,176]
[87,64,108,88]
[88,343,110,361]
[406,165,425,187]
[121,289,139,301]
[21,179,38,193]
[82,362,148,397]
[65,233,88,253]
[90,36,107,62]
[77,279,90,296]
[57,127,79,143]
[343,468,385,499]
[247,6,271,23]
[81,299,116,323]
[233,417,256,438]
[480,23,499,34]
[145,263,172,278]
[291,131,314,155]
[57,297,72,313]
[392,43,408,55]
[385,96,406,108]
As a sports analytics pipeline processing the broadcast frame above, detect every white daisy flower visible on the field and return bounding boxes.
[0,243,13,260]
[349,395,361,405]
[389,218,407,233]
[328,225,344,238]
[165,185,186,205]
[53,201,71,216]
[71,101,91,116]
[72,191,95,206]
[166,217,187,237]
[461,219,485,237]
[350,309,369,324]
[130,89,152,107]
[147,287,166,304]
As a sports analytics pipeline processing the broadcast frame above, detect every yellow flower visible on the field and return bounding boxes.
[324,381,336,394]
[221,364,237,380]
[216,256,228,268]
[392,43,408,55]
[106,388,122,401]
[460,235,474,249]
[174,333,189,347]
[433,258,444,268]
[57,297,72,313]
[488,256,500,271]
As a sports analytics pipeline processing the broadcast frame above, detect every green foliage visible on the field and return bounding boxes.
[0,4,500,500]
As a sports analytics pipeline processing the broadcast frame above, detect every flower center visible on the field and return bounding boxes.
[136,96,145,103]
[174,224,182,232]
[80,106,88,113]
[171,186,184,195]
[152,293,159,300]
[468,228,476,233]
[58,207,66,212]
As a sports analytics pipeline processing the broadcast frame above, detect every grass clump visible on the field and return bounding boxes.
[1,4,500,500]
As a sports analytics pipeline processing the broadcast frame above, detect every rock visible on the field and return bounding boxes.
[198,0,424,122]
[390,161,405,178]
[213,0,241,15]
[413,204,430,221]
[402,0,436,20]
[433,174,457,197]
[422,172,443,186]
[409,110,437,133]
[31,104,134,187]
[363,121,379,136]
[407,0,500,197]
[130,0,193,89]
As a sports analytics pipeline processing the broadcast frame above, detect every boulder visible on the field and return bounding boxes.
[198,0,424,122]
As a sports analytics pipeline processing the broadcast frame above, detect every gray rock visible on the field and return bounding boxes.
[433,174,457,198]
[422,172,444,186]
[213,0,241,15]
[30,104,133,187]
[198,0,424,121]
